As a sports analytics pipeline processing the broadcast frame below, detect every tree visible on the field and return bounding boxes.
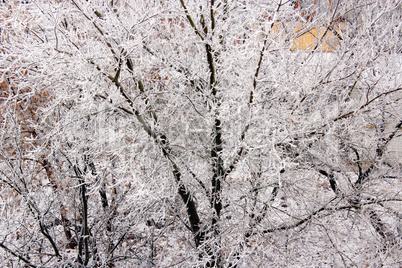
[1,0,401,267]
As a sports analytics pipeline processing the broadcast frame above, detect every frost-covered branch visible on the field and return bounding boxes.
[257,198,402,235]
[0,243,38,268]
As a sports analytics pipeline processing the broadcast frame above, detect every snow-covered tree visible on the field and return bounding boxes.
[1,0,401,267]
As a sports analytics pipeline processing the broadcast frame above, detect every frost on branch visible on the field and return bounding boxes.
[0,0,401,267]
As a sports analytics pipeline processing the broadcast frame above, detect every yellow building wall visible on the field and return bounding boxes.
[269,21,345,52]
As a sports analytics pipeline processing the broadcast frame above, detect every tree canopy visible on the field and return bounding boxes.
[0,0,401,267]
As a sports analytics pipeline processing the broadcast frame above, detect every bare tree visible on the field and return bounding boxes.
[1,0,401,267]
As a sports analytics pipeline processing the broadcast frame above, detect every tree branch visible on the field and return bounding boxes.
[180,0,205,41]
[0,243,38,268]
[73,165,90,266]
[318,169,338,194]
[335,87,402,121]
[355,120,402,186]
[225,1,283,179]
[257,198,402,236]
